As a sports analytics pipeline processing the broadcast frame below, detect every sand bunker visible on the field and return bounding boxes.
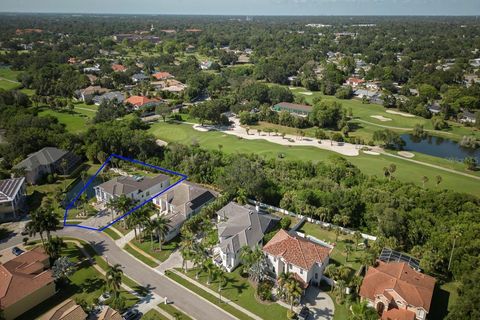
[386,110,415,118]
[193,124,211,132]
[370,115,392,122]
[299,91,313,95]
[398,151,415,158]
[156,139,168,147]
[363,150,380,155]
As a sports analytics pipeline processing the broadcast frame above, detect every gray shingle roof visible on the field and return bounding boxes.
[92,91,125,104]
[158,181,217,216]
[0,177,25,202]
[13,147,68,171]
[96,174,169,197]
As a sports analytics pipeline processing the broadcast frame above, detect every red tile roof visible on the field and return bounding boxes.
[0,247,54,309]
[360,261,436,312]
[382,308,416,320]
[153,72,173,80]
[263,230,331,270]
[347,77,365,84]
[125,95,159,107]
[111,64,127,72]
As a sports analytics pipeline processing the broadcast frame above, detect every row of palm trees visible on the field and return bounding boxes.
[276,272,304,312]
[107,197,172,251]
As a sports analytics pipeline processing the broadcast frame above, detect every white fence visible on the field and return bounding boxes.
[251,200,377,241]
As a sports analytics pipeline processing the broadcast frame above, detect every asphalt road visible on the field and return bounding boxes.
[0,227,236,320]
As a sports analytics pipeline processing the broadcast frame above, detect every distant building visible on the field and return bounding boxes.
[263,230,332,289]
[153,182,217,241]
[92,91,125,105]
[213,202,280,272]
[0,248,56,320]
[459,110,477,124]
[185,45,196,53]
[94,174,170,204]
[13,147,81,184]
[97,306,123,320]
[131,73,149,83]
[125,95,162,110]
[200,61,213,70]
[272,102,313,117]
[426,102,442,114]
[360,261,436,320]
[111,64,127,72]
[152,72,174,80]
[345,77,365,88]
[74,86,110,102]
[0,177,26,222]
[38,299,87,320]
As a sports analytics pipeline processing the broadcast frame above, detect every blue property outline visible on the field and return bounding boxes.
[63,154,187,232]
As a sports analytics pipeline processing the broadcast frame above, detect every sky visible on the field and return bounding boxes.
[0,0,479,16]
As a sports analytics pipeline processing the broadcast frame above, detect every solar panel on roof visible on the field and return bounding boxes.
[379,248,421,270]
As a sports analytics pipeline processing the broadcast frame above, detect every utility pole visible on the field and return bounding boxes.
[448,232,460,271]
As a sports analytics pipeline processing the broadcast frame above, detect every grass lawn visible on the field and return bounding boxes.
[148,121,480,196]
[38,107,94,133]
[181,267,288,320]
[166,271,253,320]
[0,67,22,81]
[124,243,159,267]
[143,309,169,320]
[131,235,181,263]
[158,303,193,320]
[18,242,139,319]
[102,227,122,240]
[298,222,366,280]
[0,79,21,90]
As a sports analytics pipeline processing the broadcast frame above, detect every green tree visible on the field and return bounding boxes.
[106,264,123,299]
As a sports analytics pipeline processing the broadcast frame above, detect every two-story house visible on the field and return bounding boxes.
[0,177,26,222]
[263,230,332,289]
[359,261,436,320]
[94,174,170,204]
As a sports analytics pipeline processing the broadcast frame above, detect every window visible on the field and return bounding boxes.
[300,269,303,274]
[289,264,292,269]
[315,273,318,279]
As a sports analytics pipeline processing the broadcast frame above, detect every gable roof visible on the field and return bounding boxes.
[93,91,125,104]
[13,147,69,171]
[125,95,159,107]
[0,177,25,202]
[359,261,436,312]
[263,229,331,270]
[96,174,169,197]
[38,299,87,320]
[0,247,54,309]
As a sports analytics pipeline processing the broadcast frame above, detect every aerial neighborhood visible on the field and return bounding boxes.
[0,7,479,320]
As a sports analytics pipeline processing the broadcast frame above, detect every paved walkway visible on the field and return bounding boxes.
[301,286,334,320]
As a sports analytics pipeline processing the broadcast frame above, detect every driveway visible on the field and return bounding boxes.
[0,227,236,320]
[301,286,334,320]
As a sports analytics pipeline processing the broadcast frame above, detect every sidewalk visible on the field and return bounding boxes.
[170,269,262,320]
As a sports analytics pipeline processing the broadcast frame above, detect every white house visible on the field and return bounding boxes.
[94,174,170,204]
[0,177,26,222]
[262,230,332,288]
[152,182,217,241]
[214,202,279,272]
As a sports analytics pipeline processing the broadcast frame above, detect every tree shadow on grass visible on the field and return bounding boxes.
[429,285,450,320]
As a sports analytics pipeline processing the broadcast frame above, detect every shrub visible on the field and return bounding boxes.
[280,217,292,230]
[257,281,274,301]
[287,309,296,319]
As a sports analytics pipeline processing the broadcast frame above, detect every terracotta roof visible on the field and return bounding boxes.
[111,64,127,72]
[98,306,123,320]
[381,308,415,320]
[360,261,436,312]
[263,230,331,270]
[125,95,160,107]
[153,72,173,80]
[0,247,54,309]
[39,299,87,320]
[347,77,365,84]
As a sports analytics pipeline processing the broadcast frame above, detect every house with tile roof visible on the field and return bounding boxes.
[74,85,110,102]
[111,63,127,72]
[359,261,436,320]
[153,182,217,241]
[0,177,26,222]
[13,147,81,184]
[38,299,87,320]
[94,174,170,204]
[214,202,280,272]
[152,71,174,80]
[97,306,123,320]
[0,247,56,320]
[124,95,162,110]
[262,229,332,289]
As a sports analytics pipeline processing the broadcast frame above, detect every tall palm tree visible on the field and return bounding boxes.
[150,216,171,251]
[202,260,216,285]
[179,233,195,272]
[348,300,378,320]
[25,210,46,248]
[106,197,118,222]
[41,208,59,242]
[240,246,254,275]
[247,247,268,283]
[284,277,303,312]
[216,268,226,301]
[115,195,134,228]
[192,247,207,280]
[45,236,65,262]
[106,264,123,299]
[277,272,293,301]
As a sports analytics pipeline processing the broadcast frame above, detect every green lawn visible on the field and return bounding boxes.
[143,309,170,320]
[18,243,139,319]
[158,303,193,320]
[0,79,21,90]
[0,67,22,81]
[124,243,159,267]
[131,235,181,263]
[319,284,350,320]
[298,222,366,280]
[180,267,288,320]
[148,121,480,196]
[38,106,94,133]
[103,227,122,240]
[166,271,254,320]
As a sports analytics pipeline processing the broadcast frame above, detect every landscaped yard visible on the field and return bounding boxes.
[124,243,159,267]
[179,267,288,320]
[143,309,169,320]
[17,242,139,319]
[131,235,181,262]
[148,121,480,196]
[38,106,95,133]
[158,302,193,320]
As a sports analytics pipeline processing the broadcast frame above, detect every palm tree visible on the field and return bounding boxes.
[345,244,352,263]
[277,272,293,301]
[202,260,216,285]
[41,208,59,242]
[349,300,378,320]
[353,231,362,251]
[246,247,268,284]
[284,277,303,312]
[150,216,171,251]
[334,279,347,301]
[115,195,134,228]
[324,264,338,282]
[45,236,65,262]
[334,226,341,242]
[240,246,254,275]
[192,249,206,280]
[179,233,195,272]
[106,197,118,222]
[106,264,123,299]
[25,210,46,248]
[216,269,226,301]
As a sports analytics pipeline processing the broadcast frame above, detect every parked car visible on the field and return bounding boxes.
[122,308,141,320]
[12,246,24,256]
[297,306,311,320]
